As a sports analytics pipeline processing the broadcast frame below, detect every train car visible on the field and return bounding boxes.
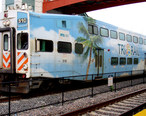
[0,9,146,93]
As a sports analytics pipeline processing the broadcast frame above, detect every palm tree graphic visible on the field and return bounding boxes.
[76,17,103,80]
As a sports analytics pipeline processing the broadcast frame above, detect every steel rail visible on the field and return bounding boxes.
[61,88,146,116]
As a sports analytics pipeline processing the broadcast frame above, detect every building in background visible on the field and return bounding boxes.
[2,0,43,13]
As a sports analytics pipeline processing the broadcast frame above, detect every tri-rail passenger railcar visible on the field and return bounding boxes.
[0,9,146,93]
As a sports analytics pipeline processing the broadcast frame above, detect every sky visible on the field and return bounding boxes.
[0,1,146,35]
[87,2,146,35]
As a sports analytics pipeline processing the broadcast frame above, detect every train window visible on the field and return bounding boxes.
[110,30,117,39]
[17,33,28,50]
[58,41,72,53]
[75,43,83,54]
[93,26,98,35]
[100,27,109,37]
[62,20,66,28]
[144,39,146,45]
[126,34,132,42]
[4,34,8,51]
[111,57,118,65]
[119,32,125,41]
[139,37,143,44]
[120,57,126,65]
[88,25,98,35]
[88,25,93,34]
[99,55,102,67]
[133,36,138,43]
[134,58,138,64]
[127,58,132,65]
[37,39,53,52]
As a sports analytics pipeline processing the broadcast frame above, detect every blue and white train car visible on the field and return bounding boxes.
[0,9,146,93]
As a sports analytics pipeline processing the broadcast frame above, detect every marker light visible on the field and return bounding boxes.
[2,20,10,26]
[23,64,28,70]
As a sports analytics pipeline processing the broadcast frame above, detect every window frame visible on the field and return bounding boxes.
[17,33,28,50]
[126,34,132,42]
[57,41,72,53]
[119,32,125,41]
[36,39,54,52]
[110,30,118,39]
[134,58,138,64]
[88,25,98,35]
[120,57,126,65]
[133,36,138,44]
[100,27,109,37]
[111,57,118,65]
[144,39,146,45]
[127,58,132,65]
[3,34,9,51]
[139,37,143,44]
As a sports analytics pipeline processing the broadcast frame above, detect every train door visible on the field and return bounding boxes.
[0,32,11,69]
[95,49,104,74]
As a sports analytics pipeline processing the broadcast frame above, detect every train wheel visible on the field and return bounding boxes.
[40,80,58,91]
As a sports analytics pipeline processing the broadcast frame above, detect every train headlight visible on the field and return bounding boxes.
[23,64,28,70]
[3,20,10,27]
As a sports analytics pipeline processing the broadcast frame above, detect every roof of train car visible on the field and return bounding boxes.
[29,11,146,37]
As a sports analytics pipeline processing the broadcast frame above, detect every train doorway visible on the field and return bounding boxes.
[95,49,104,74]
[0,28,15,73]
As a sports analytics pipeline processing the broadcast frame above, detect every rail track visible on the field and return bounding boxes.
[62,88,146,116]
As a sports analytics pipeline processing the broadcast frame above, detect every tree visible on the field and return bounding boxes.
[76,17,102,80]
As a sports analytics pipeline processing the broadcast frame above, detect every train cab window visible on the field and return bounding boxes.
[88,25,98,35]
[110,30,117,39]
[111,57,118,65]
[144,39,146,45]
[100,27,109,37]
[37,39,53,52]
[58,41,72,53]
[139,37,143,44]
[17,33,28,50]
[119,32,125,41]
[126,34,132,42]
[120,57,126,65]
[75,43,83,54]
[133,36,138,43]
[127,58,132,65]
[4,34,9,51]
[62,21,66,28]
[134,58,138,64]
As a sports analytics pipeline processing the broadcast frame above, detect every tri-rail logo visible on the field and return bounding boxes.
[118,43,139,56]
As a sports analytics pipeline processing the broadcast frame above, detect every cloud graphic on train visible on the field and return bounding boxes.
[31,27,58,40]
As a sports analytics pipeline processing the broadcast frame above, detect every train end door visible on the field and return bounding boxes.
[0,28,15,73]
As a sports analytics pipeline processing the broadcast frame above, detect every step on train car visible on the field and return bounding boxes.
[0,9,146,93]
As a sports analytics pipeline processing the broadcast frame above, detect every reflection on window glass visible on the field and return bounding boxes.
[127,58,132,65]
[111,57,118,65]
[4,34,8,51]
[100,27,109,37]
[134,58,138,64]
[126,34,132,42]
[133,36,138,43]
[17,33,28,50]
[139,37,143,44]
[110,30,117,39]
[58,41,72,53]
[119,32,125,41]
[88,25,93,34]
[75,43,83,54]
[120,57,126,65]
